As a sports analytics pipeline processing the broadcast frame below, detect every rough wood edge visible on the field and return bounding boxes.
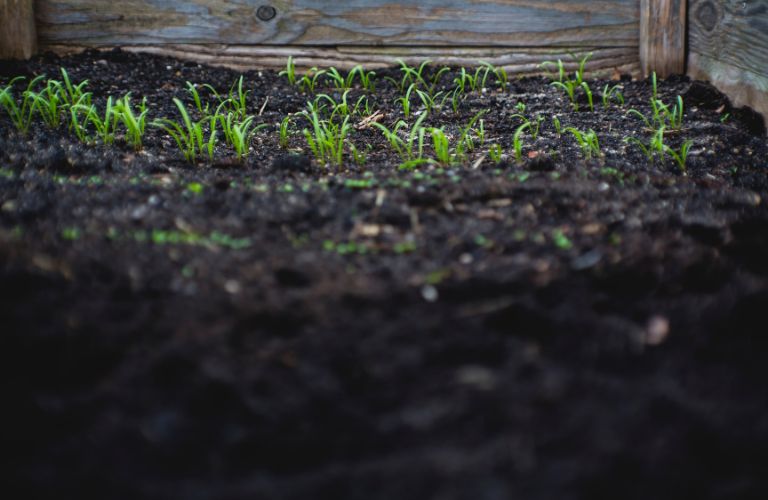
[40,44,642,78]
[688,52,768,134]
[0,0,37,59]
[640,0,687,77]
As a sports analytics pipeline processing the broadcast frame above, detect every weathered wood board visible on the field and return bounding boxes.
[43,44,642,77]
[0,0,37,59]
[36,0,639,47]
[688,0,768,126]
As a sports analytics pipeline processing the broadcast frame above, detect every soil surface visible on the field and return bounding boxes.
[2,49,768,500]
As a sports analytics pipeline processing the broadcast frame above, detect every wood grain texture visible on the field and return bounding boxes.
[40,43,642,78]
[688,0,768,129]
[639,0,686,77]
[0,0,37,59]
[36,0,639,48]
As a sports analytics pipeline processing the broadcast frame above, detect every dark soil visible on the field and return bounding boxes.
[2,48,768,500]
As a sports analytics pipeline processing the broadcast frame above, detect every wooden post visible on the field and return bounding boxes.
[640,0,687,77]
[1,0,37,59]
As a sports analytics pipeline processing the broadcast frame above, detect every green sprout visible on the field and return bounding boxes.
[186,81,219,116]
[348,142,370,166]
[278,115,292,149]
[325,67,348,89]
[565,127,600,160]
[510,111,545,140]
[415,87,444,114]
[0,75,45,134]
[298,67,327,94]
[348,65,376,91]
[664,140,693,171]
[114,94,148,150]
[455,110,487,159]
[79,96,119,145]
[481,61,508,89]
[224,76,249,120]
[301,108,351,168]
[371,112,429,168]
[152,98,217,163]
[217,112,266,160]
[552,115,562,135]
[388,59,431,93]
[397,83,417,119]
[488,143,503,163]
[28,77,65,128]
[602,83,625,108]
[512,122,530,163]
[279,56,297,85]
[428,127,452,165]
[544,53,593,111]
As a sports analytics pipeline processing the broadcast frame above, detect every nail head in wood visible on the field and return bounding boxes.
[256,5,276,22]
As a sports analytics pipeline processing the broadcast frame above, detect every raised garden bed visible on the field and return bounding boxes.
[2,49,768,499]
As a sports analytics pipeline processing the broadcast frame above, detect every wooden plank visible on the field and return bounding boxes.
[0,0,37,59]
[688,0,768,130]
[639,0,686,77]
[36,0,638,48]
[40,43,642,78]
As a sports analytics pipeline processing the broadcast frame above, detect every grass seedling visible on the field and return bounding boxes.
[114,94,148,150]
[628,73,685,131]
[152,98,217,163]
[352,95,371,116]
[325,67,348,89]
[428,127,452,165]
[69,105,90,142]
[602,83,625,108]
[481,61,508,90]
[664,140,693,171]
[225,76,249,120]
[298,67,326,94]
[397,83,417,119]
[540,58,566,83]
[565,127,600,160]
[0,75,44,134]
[347,65,376,92]
[29,78,65,128]
[348,142,370,166]
[551,78,579,110]
[218,112,267,160]
[453,67,490,93]
[488,143,503,163]
[186,81,214,116]
[552,115,562,135]
[429,66,451,92]
[278,115,292,149]
[450,87,464,114]
[58,68,90,108]
[544,53,592,111]
[371,112,429,166]
[301,108,351,168]
[279,56,297,86]
[512,122,530,163]
[628,94,685,131]
[385,59,433,94]
[455,110,487,159]
[67,93,98,142]
[80,97,118,145]
[415,87,444,114]
[510,112,545,140]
